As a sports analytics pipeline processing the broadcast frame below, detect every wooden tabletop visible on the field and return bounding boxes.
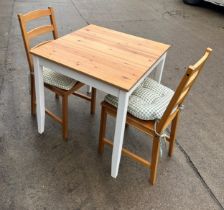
[30,24,170,91]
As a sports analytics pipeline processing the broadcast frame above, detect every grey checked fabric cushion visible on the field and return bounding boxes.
[105,78,174,120]
[43,67,76,90]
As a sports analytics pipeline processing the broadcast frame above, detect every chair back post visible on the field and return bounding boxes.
[157,48,212,133]
[17,8,58,73]
[18,13,33,71]
[48,7,59,39]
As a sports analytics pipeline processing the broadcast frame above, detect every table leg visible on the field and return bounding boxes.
[33,56,45,133]
[111,90,129,178]
[87,85,92,93]
[155,53,167,83]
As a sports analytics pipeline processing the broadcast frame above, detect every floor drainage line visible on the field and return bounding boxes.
[176,141,224,210]
[70,0,90,25]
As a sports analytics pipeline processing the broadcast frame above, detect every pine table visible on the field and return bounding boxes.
[30,24,170,178]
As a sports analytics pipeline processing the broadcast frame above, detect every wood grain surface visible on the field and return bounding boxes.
[30,24,170,91]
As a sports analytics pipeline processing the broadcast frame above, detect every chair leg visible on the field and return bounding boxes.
[31,75,36,116]
[62,95,68,140]
[90,88,96,114]
[168,112,179,157]
[98,105,107,154]
[149,136,160,185]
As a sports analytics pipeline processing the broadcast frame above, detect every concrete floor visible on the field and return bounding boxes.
[0,0,224,209]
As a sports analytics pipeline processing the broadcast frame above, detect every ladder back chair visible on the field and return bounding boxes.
[98,48,212,185]
[18,7,96,140]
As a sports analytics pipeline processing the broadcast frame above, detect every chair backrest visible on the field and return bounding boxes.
[18,7,58,72]
[157,48,212,133]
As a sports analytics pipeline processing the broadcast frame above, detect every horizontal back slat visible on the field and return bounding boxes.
[175,86,190,106]
[160,109,179,132]
[157,48,212,133]
[28,25,54,40]
[22,9,51,22]
[185,69,199,88]
[17,7,58,72]
[32,40,52,49]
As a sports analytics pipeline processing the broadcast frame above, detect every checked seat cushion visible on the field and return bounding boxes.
[43,67,77,90]
[105,78,174,120]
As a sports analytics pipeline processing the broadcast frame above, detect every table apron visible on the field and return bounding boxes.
[128,52,167,96]
[38,57,120,97]
[37,53,166,98]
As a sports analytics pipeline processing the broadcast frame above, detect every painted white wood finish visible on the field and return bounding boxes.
[33,52,167,178]
[38,57,120,97]
[33,56,45,133]
[111,90,129,178]
[87,86,92,93]
[128,53,167,97]
[155,53,167,83]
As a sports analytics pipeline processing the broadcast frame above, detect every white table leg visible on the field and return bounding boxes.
[33,56,45,133]
[111,90,129,178]
[87,85,92,93]
[155,53,167,83]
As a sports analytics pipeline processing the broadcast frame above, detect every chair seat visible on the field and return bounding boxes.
[105,78,174,120]
[43,67,77,90]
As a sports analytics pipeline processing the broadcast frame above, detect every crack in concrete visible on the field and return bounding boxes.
[176,141,224,210]
[70,0,89,25]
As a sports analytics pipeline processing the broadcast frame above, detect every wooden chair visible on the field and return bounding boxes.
[98,48,212,185]
[18,7,96,140]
